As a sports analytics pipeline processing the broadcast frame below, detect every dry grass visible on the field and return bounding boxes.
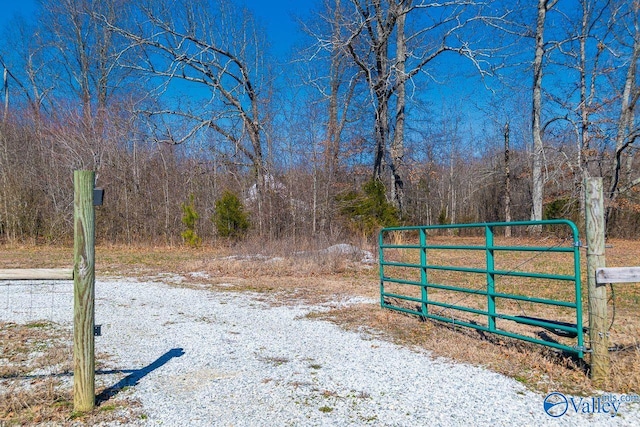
[0,321,72,379]
[0,321,143,425]
[1,235,639,423]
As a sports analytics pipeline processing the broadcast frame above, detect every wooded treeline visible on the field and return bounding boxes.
[0,0,638,245]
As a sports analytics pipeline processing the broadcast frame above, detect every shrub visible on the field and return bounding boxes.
[437,208,450,225]
[543,197,579,221]
[180,194,202,247]
[213,191,250,239]
[337,178,400,236]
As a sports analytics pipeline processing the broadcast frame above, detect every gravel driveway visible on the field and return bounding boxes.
[4,278,640,426]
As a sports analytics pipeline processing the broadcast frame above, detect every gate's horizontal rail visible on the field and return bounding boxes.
[0,268,73,280]
[381,296,580,335]
[381,219,580,232]
[410,309,580,354]
[381,260,575,281]
[382,300,582,353]
[380,243,575,253]
[382,276,577,308]
[497,313,579,334]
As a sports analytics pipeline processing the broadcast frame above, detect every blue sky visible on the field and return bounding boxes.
[0,0,37,27]
[241,0,314,57]
[0,0,314,58]
[0,0,512,148]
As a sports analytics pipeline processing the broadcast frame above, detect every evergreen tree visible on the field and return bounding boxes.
[213,191,250,239]
[181,194,202,247]
[338,179,400,236]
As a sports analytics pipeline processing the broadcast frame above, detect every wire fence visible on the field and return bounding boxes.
[0,280,73,324]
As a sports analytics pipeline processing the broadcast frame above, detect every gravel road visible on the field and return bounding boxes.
[4,278,640,426]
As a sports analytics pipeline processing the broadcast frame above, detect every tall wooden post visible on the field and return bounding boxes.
[584,177,609,386]
[73,170,95,412]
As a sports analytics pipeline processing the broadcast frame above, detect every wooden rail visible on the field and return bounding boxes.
[596,267,640,284]
[0,268,73,280]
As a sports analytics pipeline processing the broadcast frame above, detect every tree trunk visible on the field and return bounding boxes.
[390,3,408,213]
[578,0,590,219]
[373,90,388,181]
[504,122,512,237]
[607,15,639,215]
[531,0,554,229]
[2,67,7,123]
[326,0,342,180]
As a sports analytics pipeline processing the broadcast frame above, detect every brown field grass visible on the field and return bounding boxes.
[1,236,639,423]
[0,321,142,425]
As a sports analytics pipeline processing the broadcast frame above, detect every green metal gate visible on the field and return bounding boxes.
[379,220,585,358]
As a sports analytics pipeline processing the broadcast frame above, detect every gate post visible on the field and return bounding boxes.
[419,228,428,318]
[73,170,95,412]
[486,226,496,332]
[584,177,609,387]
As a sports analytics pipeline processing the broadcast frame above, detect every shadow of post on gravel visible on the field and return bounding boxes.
[96,347,185,404]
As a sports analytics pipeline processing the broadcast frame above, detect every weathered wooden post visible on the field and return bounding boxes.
[584,177,609,387]
[73,170,95,412]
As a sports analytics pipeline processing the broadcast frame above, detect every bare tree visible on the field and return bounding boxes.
[607,0,640,212]
[31,0,130,128]
[98,0,274,233]
[321,0,358,179]
[568,0,609,218]
[299,0,364,235]
[531,0,558,225]
[536,0,613,218]
[390,2,408,212]
[332,0,492,213]
[0,36,51,121]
